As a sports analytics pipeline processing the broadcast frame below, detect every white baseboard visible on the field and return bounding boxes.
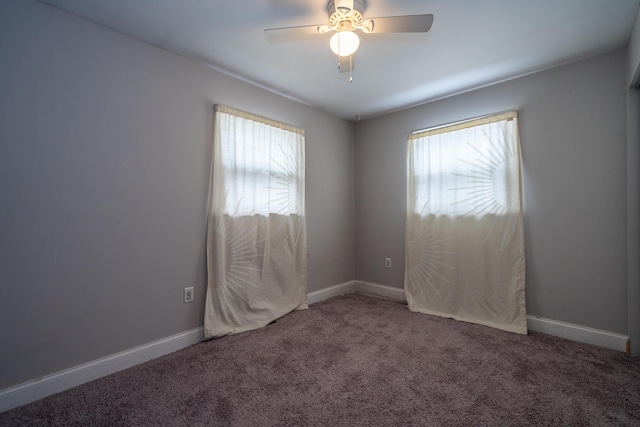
[3,281,363,413]
[526,316,629,353]
[1,282,630,413]
[307,281,406,305]
[340,281,629,354]
[307,280,356,305]
[355,281,407,302]
[0,327,204,413]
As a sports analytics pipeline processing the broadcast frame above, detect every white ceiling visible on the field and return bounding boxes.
[38,0,639,121]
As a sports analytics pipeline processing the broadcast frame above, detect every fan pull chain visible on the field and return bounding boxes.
[349,55,353,83]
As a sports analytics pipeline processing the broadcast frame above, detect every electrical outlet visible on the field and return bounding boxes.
[385,258,391,268]
[184,287,194,303]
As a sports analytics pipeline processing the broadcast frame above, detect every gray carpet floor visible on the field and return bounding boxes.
[2,293,640,426]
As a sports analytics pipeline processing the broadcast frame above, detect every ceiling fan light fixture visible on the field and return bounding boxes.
[330,30,360,56]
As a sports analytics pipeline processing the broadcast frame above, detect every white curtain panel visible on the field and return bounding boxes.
[405,111,526,334]
[204,105,307,339]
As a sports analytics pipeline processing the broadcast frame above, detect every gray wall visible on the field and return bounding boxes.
[0,0,354,390]
[627,88,640,355]
[1,0,636,392]
[355,50,629,335]
[627,9,640,356]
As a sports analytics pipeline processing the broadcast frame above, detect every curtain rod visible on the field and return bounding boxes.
[410,110,516,136]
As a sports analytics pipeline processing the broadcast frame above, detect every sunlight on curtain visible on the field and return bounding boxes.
[405,111,526,334]
[204,105,307,339]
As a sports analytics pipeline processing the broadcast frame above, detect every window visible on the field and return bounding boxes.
[214,104,304,216]
[204,105,307,339]
[404,111,526,334]
[409,112,521,217]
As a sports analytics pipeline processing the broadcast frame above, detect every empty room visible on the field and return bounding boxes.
[1,0,640,425]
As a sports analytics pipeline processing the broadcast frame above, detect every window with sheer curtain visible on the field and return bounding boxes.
[405,111,526,334]
[204,105,307,339]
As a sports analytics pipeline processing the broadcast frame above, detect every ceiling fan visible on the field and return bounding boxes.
[264,0,433,80]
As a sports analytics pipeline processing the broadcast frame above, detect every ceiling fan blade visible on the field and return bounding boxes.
[264,24,327,39]
[338,55,354,74]
[366,14,433,34]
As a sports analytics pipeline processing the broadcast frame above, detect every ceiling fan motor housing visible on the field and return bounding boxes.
[328,0,365,29]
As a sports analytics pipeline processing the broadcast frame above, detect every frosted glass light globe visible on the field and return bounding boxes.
[330,31,360,56]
